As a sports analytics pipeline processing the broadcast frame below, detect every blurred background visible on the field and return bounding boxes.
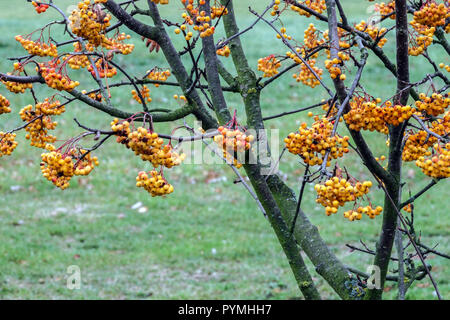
[0,0,448,299]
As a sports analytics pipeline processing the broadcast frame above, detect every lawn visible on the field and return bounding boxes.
[0,0,448,299]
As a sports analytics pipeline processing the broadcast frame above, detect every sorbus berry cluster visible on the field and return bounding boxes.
[146,69,171,87]
[383,102,414,126]
[63,42,91,70]
[290,0,326,17]
[344,98,385,133]
[375,1,396,19]
[292,59,323,88]
[19,98,64,149]
[69,0,111,47]
[177,1,227,40]
[403,111,450,161]
[38,61,80,91]
[213,121,254,169]
[257,55,282,78]
[214,126,253,153]
[15,35,57,57]
[413,2,449,27]
[415,92,450,116]
[0,132,18,157]
[217,45,231,57]
[40,148,99,189]
[284,118,350,166]
[325,58,345,81]
[402,130,435,161]
[408,21,435,56]
[314,177,375,217]
[355,21,388,48]
[40,151,74,190]
[210,5,228,19]
[110,118,185,169]
[303,23,324,50]
[131,85,152,104]
[136,170,174,197]
[194,12,215,38]
[0,94,11,114]
[73,149,99,176]
[102,33,135,55]
[2,77,33,94]
[416,143,450,178]
[344,205,383,221]
[88,59,117,78]
[32,1,49,13]
[344,97,413,133]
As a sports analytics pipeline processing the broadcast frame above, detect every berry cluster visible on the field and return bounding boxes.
[284,118,350,166]
[2,77,33,94]
[131,85,152,104]
[101,33,135,55]
[0,94,11,114]
[177,1,227,40]
[32,1,49,13]
[415,92,450,116]
[110,118,185,169]
[213,121,254,169]
[40,151,74,190]
[214,126,253,153]
[88,59,117,78]
[375,1,396,19]
[402,130,435,162]
[383,102,414,126]
[408,21,435,56]
[193,12,215,38]
[257,55,281,78]
[290,0,326,17]
[416,143,450,178]
[303,23,324,50]
[314,177,375,217]
[40,147,99,190]
[38,61,80,91]
[64,42,92,70]
[325,57,345,81]
[344,97,413,133]
[413,2,449,27]
[344,205,383,221]
[73,149,99,176]
[15,35,57,57]
[403,111,450,161]
[19,98,64,149]
[355,21,388,48]
[211,5,228,19]
[146,69,171,87]
[69,0,111,47]
[292,58,323,88]
[136,170,174,197]
[0,132,18,157]
[217,45,230,57]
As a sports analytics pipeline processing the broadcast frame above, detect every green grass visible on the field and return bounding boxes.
[0,0,448,299]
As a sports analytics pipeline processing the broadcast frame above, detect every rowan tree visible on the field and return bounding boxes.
[0,0,449,300]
